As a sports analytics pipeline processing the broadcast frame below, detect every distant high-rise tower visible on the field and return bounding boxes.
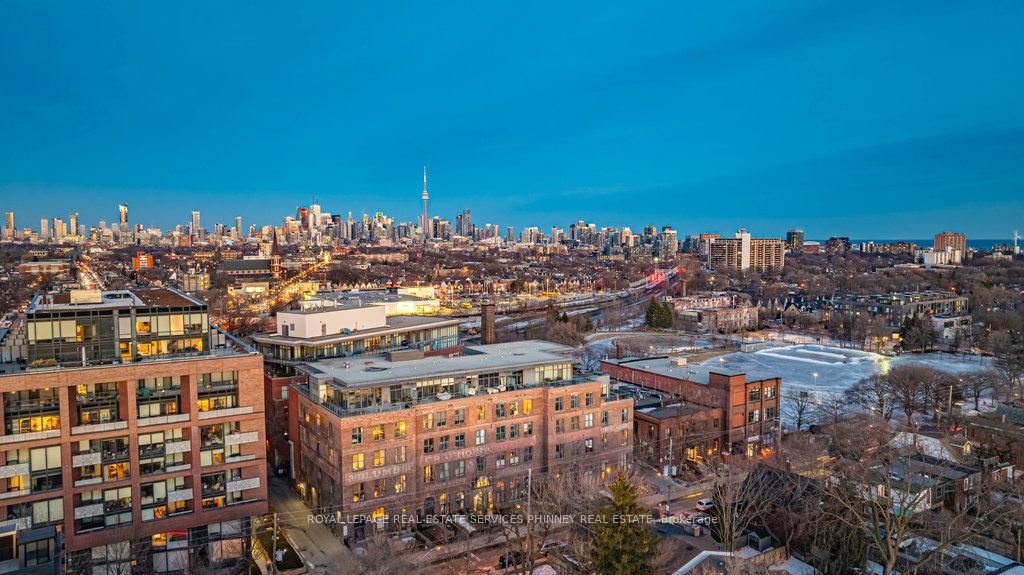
[118,203,129,230]
[3,211,14,240]
[421,166,429,243]
[235,216,243,237]
[786,229,804,250]
[270,229,282,279]
[191,211,201,236]
[69,212,79,236]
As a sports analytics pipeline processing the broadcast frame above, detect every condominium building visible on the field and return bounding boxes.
[934,231,967,261]
[0,288,266,574]
[251,295,461,469]
[288,341,634,541]
[831,291,969,326]
[706,230,785,272]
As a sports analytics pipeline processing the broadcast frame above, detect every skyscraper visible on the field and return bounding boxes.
[118,203,129,229]
[191,211,201,236]
[69,212,79,236]
[421,166,429,243]
[235,216,243,237]
[786,229,804,250]
[3,211,13,240]
[934,231,966,255]
[39,218,49,240]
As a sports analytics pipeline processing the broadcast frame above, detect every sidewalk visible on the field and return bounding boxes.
[266,476,353,574]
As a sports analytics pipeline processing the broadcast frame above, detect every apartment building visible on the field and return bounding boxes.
[250,296,460,469]
[831,291,969,326]
[288,341,634,541]
[601,356,780,460]
[706,230,785,272]
[0,288,266,574]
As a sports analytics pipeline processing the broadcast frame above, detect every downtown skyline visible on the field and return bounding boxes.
[3,2,1024,238]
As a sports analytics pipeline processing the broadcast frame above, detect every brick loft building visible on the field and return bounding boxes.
[288,341,634,541]
[250,294,460,470]
[0,288,266,574]
[601,356,780,469]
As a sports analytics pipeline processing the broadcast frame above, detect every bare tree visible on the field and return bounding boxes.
[574,343,604,373]
[812,391,847,431]
[844,373,896,421]
[330,533,425,575]
[823,441,1020,575]
[961,370,997,411]
[783,390,814,431]
[703,459,778,551]
[885,364,941,427]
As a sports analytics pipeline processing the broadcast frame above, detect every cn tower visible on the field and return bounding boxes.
[421,166,429,243]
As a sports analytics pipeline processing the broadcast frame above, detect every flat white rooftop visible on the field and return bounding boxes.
[302,340,575,387]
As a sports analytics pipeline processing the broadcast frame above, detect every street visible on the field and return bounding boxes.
[266,476,353,574]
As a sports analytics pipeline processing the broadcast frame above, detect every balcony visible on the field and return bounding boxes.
[76,389,120,407]
[136,386,181,402]
[3,396,60,416]
[72,420,128,435]
[197,406,253,420]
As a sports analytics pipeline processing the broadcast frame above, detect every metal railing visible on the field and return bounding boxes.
[293,374,609,418]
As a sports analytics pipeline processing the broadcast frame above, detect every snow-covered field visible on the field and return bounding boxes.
[700,344,994,400]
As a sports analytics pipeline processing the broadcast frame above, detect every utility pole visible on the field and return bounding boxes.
[665,436,673,507]
[527,467,532,517]
[270,512,279,575]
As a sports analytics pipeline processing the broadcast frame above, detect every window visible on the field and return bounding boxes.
[476,456,486,472]
[372,425,385,441]
[508,450,520,466]
[508,402,519,417]
[555,419,565,434]
[570,416,580,431]
[585,393,594,406]
[571,395,579,409]
[423,413,433,430]
[621,429,629,446]
[601,411,609,426]
[436,411,447,428]
[555,397,564,412]
[423,438,434,454]
[585,413,594,428]
[454,460,465,477]
[621,408,628,423]
[455,433,466,449]
[585,438,594,453]
[394,420,407,439]
[524,446,533,463]
[765,386,776,399]
[522,399,532,415]
[523,422,534,436]
[475,429,486,445]
[440,436,449,451]
[496,426,506,441]
[424,465,434,483]
[555,444,565,459]
[395,475,407,494]
[352,427,363,445]
[496,454,506,469]
[373,450,385,467]
[352,453,365,471]
[766,407,777,421]
[509,424,520,440]
[476,405,486,421]
[748,410,760,423]
[454,409,465,425]
[748,388,761,402]
[394,446,407,464]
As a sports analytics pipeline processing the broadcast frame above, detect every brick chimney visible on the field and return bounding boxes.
[481,301,496,345]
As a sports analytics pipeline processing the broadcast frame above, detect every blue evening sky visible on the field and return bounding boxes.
[2,1,1023,239]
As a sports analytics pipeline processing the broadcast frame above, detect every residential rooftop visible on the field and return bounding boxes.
[301,340,575,388]
[28,287,204,313]
[250,314,458,346]
[603,355,781,385]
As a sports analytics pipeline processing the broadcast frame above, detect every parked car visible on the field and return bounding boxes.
[499,551,528,569]
[696,498,715,512]
[539,540,566,556]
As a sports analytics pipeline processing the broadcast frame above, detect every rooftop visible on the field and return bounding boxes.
[250,314,458,346]
[603,355,780,384]
[28,287,204,313]
[301,340,574,388]
[287,291,437,314]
